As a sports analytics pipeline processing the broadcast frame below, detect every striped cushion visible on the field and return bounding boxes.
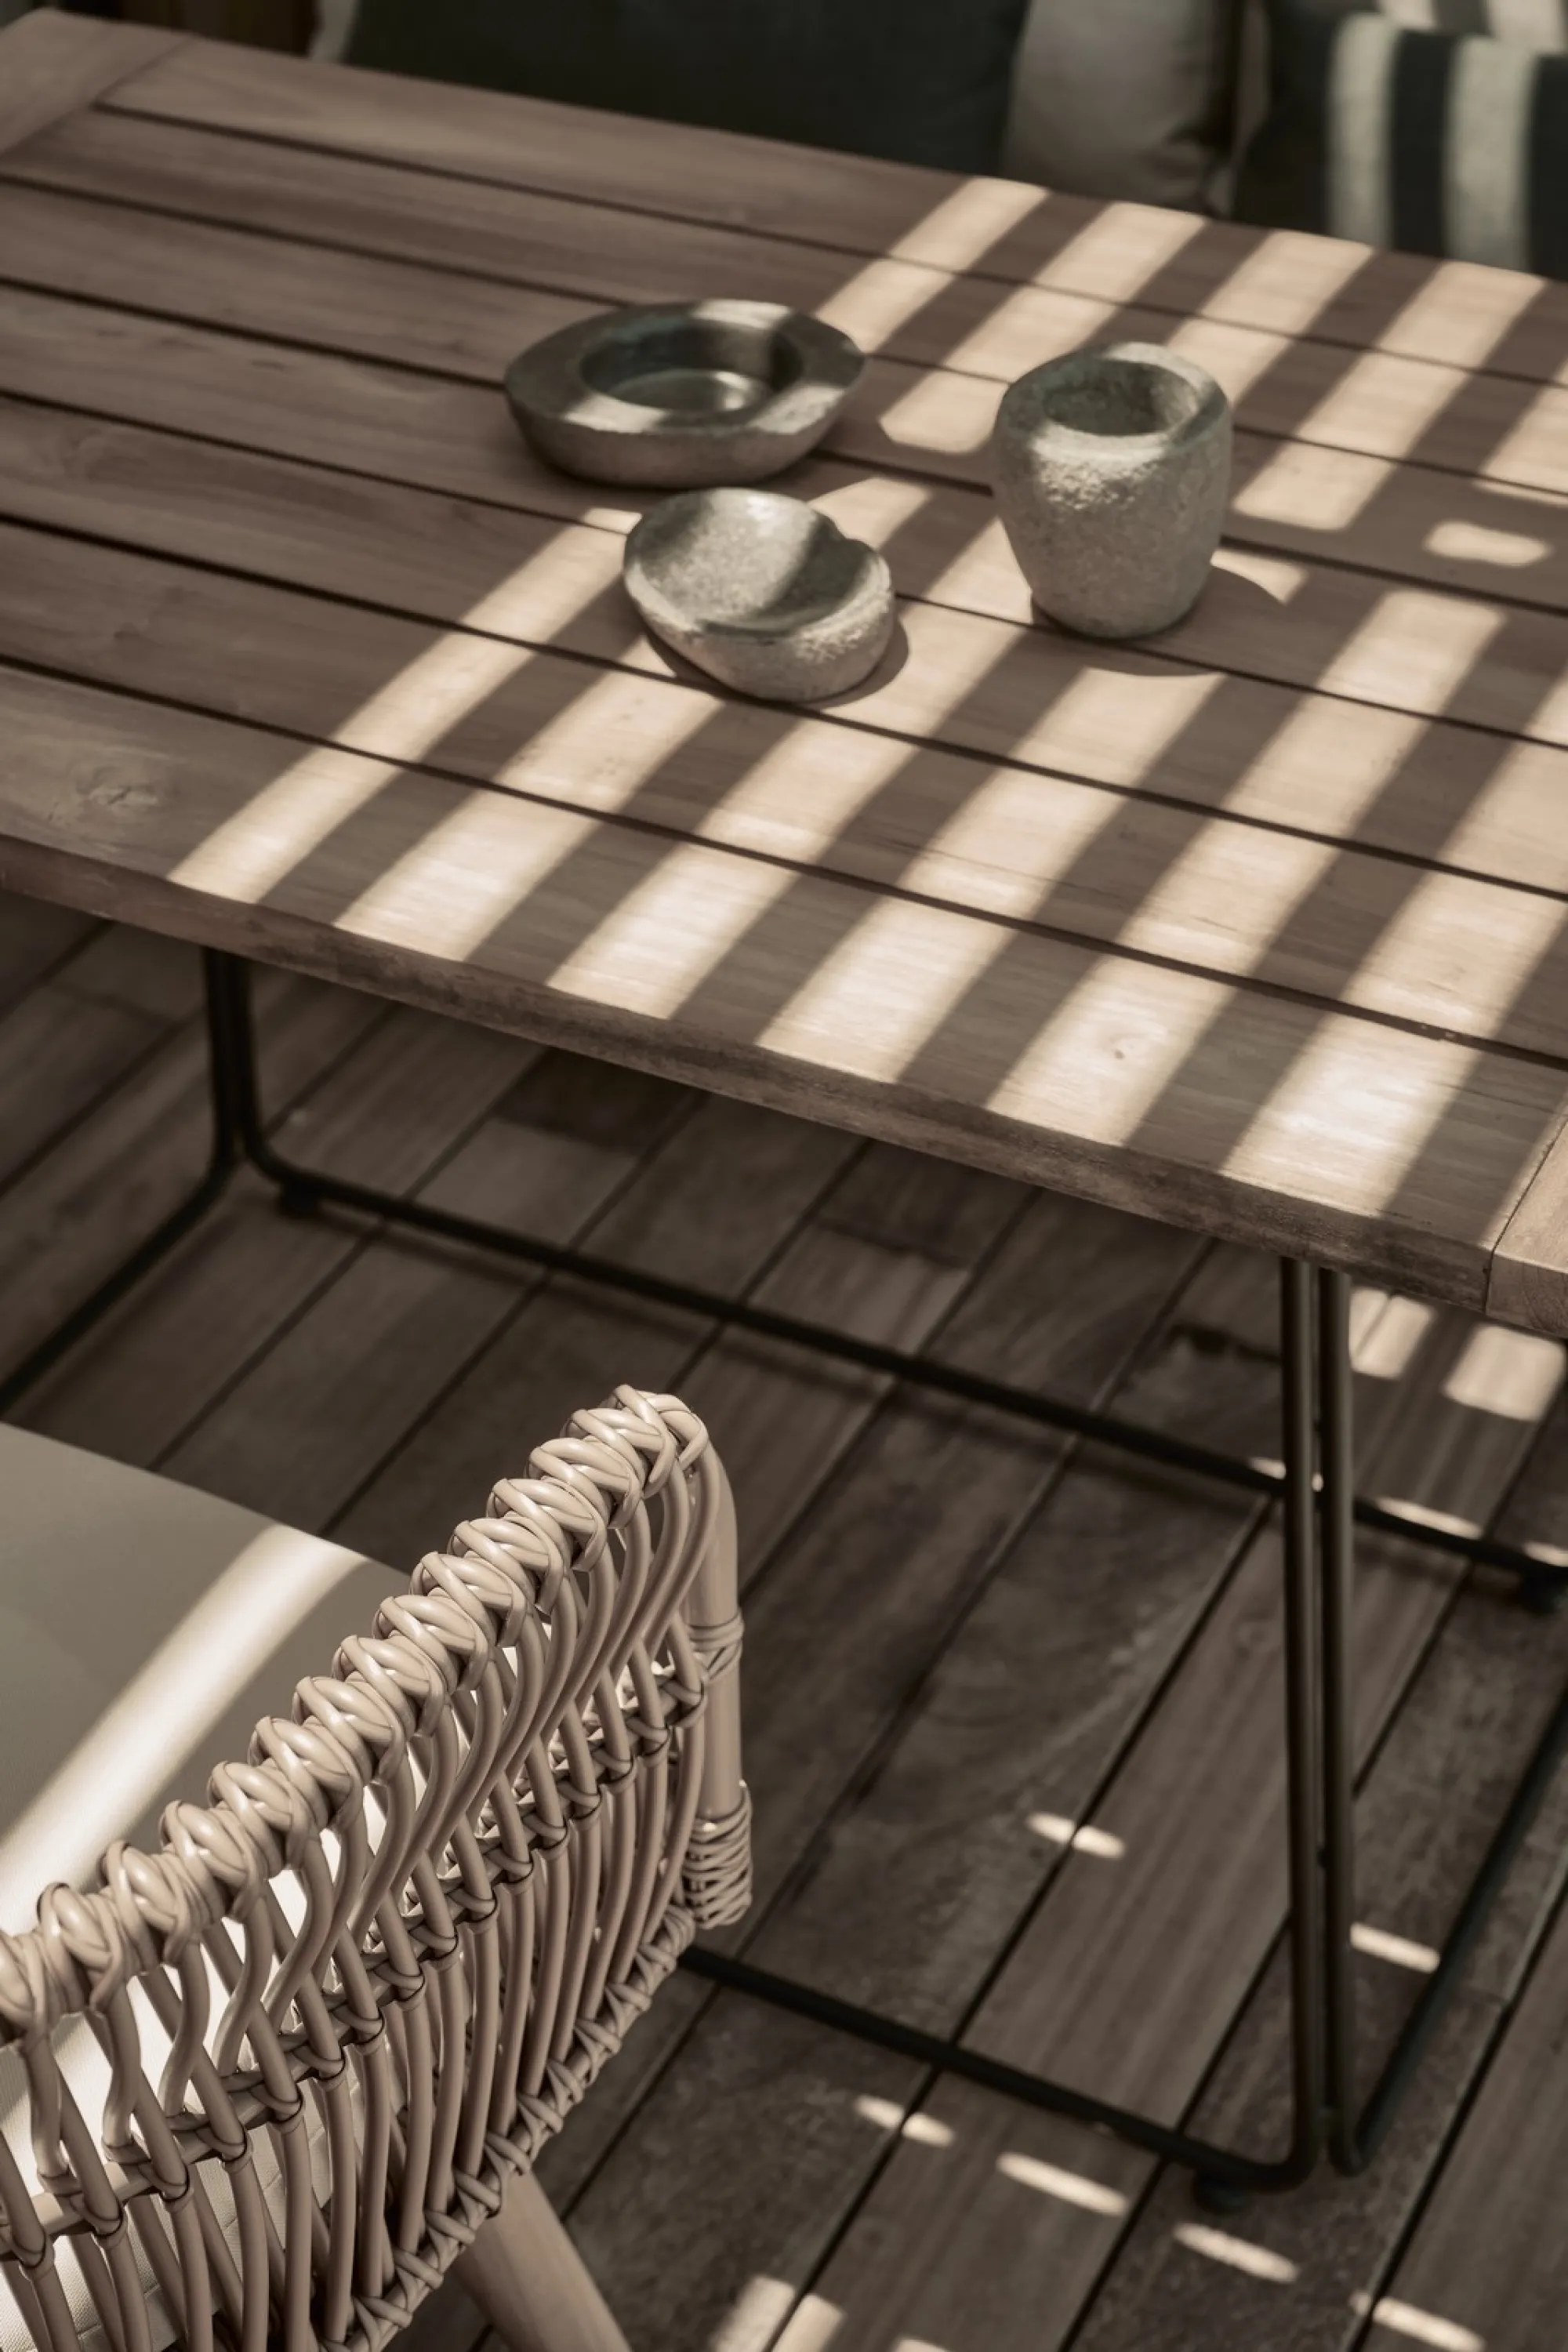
[1236,0,1568,278]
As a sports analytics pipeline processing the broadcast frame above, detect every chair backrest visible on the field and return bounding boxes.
[0,1388,749,2352]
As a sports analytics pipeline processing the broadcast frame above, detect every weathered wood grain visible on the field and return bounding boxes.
[2,284,1563,757]
[784,1304,1557,2352]
[22,1004,540,1465]
[1486,1118,1568,1339]
[2,406,1566,933]
[561,1191,1213,2351]
[2,158,1563,609]
[0,12,181,162]
[3,516,1567,1071]
[2,663,1563,1306]
[1366,1880,1568,2352]
[5,129,1565,504]
[97,38,1568,388]
[162,1049,699,1528]
[0,960,374,1387]
[563,1247,1272,2352]
[0,978,158,1192]
[1069,1577,1568,2352]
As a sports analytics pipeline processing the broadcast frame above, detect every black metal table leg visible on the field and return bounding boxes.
[1317,1269,1360,2173]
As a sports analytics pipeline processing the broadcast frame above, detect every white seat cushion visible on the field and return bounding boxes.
[0,1425,391,1933]
[0,1426,393,2352]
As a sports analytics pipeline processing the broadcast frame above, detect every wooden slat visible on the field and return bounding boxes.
[4,282,1563,746]
[0,12,182,162]
[1487,1122,1568,1336]
[4,514,1568,1069]
[2,143,1564,603]
[8,115,1567,488]
[1,661,1563,1302]
[2,405,1566,924]
[97,36,1568,387]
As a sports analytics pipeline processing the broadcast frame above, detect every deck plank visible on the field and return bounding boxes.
[3,937,1566,2352]
[557,1207,1210,2350]
[1069,1568,1568,2352]
[788,1308,1557,2352]
[21,1003,539,1465]
[162,1051,699,1530]
[561,1240,1274,2348]
[0,885,98,1016]
[0,961,377,1390]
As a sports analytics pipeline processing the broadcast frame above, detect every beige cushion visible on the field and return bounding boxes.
[0,1428,392,2352]
[1002,0,1240,209]
[0,1425,390,1933]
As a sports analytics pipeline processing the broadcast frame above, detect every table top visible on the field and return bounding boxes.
[3,13,1568,1332]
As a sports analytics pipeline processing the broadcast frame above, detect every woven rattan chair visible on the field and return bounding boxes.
[0,1388,749,2352]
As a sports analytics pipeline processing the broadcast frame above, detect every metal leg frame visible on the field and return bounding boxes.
[8,952,1567,2195]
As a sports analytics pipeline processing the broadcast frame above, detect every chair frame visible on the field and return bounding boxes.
[0,1388,749,2352]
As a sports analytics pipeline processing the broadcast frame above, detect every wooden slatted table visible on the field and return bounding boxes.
[2,5,1567,2208]
[3,9,1567,1332]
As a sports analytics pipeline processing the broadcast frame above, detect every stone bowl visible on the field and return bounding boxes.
[505,299,866,488]
[990,341,1232,640]
[623,488,896,702]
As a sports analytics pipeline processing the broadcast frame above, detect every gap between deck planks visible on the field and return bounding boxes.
[90,29,1568,391]
[0,132,1563,617]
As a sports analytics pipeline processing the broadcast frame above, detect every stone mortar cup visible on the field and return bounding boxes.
[989,343,1232,639]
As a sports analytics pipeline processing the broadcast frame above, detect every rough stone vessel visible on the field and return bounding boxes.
[989,342,1232,639]
[506,299,865,488]
[623,487,895,702]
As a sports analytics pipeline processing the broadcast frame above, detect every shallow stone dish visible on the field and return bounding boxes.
[623,488,895,702]
[505,299,866,488]
[990,341,1232,640]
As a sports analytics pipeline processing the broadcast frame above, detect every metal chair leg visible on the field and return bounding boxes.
[454,2173,631,2352]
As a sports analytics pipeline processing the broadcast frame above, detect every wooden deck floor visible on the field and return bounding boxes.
[4,896,1568,2352]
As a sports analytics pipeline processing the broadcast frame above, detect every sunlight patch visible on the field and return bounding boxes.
[1026,1812,1125,1860]
[1173,2224,1298,2283]
[1354,2291,1485,2350]
[996,2152,1128,2215]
